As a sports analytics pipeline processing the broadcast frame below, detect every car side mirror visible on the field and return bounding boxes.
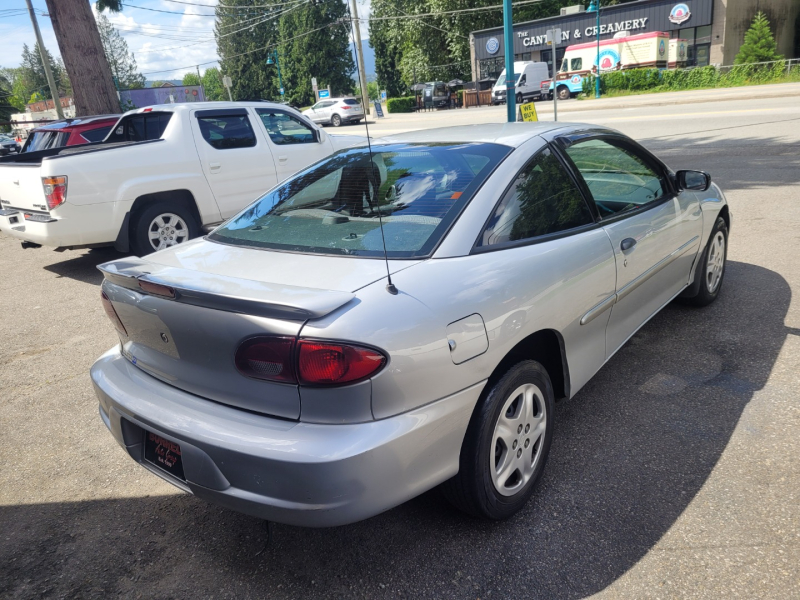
[676,170,711,192]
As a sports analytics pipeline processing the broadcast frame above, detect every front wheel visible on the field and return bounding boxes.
[130,201,199,256]
[682,215,728,307]
[556,85,570,101]
[441,360,554,520]
[331,114,342,127]
[516,93,523,104]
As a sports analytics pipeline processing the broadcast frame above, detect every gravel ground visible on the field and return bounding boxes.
[1,91,799,599]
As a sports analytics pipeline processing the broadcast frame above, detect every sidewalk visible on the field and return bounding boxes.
[360,82,800,136]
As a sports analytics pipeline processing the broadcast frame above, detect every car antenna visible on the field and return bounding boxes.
[344,9,398,295]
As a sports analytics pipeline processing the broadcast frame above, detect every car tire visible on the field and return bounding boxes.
[556,85,570,101]
[682,216,728,307]
[441,360,555,520]
[130,201,199,256]
[331,114,342,127]
[516,93,523,104]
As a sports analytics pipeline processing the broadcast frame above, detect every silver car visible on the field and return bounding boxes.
[303,97,364,127]
[91,123,730,527]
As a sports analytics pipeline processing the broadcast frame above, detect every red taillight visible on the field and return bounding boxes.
[138,279,176,298]
[42,176,67,210]
[100,291,127,336]
[341,105,351,110]
[234,337,387,386]
[297,340,385,386]
[235,336,296,383]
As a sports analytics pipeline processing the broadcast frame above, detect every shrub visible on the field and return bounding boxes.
[386,96,416,113]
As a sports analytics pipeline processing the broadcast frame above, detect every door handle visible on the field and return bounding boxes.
[620,237,637,251]
[209,162,221,172]
[278,155,288,163]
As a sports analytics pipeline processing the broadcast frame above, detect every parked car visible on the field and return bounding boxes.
[492,62,550,105]
[303,97,364,127]
[91,122,730,527]
[20,115,120,152]
[0,134,21,156]
[0,102,362,255]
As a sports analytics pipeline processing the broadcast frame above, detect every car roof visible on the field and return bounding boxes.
[127,101,303,115]
[30,115,120,132]
[374,122,605,148]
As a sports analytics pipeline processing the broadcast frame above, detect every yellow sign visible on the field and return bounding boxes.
[519,102,539,122]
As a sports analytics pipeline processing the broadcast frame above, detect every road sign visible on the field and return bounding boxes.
[311,77,317,88]
[517,102,538,122]
[546,28,562,46]
[318,89,330,99]
[380,90,387,102]
[222,75,232,88]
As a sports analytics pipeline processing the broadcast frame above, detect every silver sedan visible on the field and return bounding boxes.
[91,123,730,527]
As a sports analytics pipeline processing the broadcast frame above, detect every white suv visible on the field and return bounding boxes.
[303,98,364,127]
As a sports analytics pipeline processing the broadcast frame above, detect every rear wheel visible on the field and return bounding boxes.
[331,114,342,127]
[130,201,199,256]
[556,85,570,101]
[441,360,554,520]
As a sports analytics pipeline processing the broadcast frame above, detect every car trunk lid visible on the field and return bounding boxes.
[0,164,48,213]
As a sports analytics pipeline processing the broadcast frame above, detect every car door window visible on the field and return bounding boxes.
[478,147,594,247]
[256,109,316,145]
[196,114,256,149]
[564,138,665,218]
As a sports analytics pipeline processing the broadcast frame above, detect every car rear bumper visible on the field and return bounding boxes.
[0,202,121,248]
[91,347,483,527]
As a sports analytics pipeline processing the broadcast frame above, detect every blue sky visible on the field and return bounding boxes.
[0,0,371,80]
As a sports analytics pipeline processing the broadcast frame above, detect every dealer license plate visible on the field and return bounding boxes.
[143,430,185,480]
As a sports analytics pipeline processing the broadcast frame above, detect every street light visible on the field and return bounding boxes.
[266,49,285,101]
[588,0,601,99]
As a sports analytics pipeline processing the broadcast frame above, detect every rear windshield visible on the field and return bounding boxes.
[23,130,69,152]
[342,99,360,105]
[106,112,172,143]
[209,142,510,258]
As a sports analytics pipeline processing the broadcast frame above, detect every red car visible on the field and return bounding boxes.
[21,114,120,152]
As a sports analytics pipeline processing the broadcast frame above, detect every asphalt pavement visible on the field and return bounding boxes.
[1,88,799,599]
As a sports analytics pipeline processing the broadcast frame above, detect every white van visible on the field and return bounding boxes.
[491,61,550,105]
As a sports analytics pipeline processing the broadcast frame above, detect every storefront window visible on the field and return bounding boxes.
[514,53,532,62]
[480,57,505,81]
[695,25,712,45]
[679,28,695,45]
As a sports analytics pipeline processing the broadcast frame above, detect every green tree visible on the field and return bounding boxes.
[16,43,71,102]
[96,12,145,90]
[278,1,354,106]
[216,0,282,101]
[0,71,16,130]
[735,11,783,64]
[202,67,226,101]
[182,73,201,86]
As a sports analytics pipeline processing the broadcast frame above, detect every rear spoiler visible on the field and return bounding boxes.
[98,257,355,321]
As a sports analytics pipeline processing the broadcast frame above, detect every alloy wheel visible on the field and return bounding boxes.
[705,231,726,293]
[147,213,189,251]
[490,383,547,497]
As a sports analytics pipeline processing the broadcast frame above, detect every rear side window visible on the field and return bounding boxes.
[478,147,594,247]
[197,114,256,149]
[108,113,172,143]
[80,126,112,143]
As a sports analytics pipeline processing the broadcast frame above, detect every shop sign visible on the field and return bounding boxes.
[486,37,500,54]
[668,4,691,25]
[519,18,650,48]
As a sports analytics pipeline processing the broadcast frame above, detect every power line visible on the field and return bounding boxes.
[366,0,547,21]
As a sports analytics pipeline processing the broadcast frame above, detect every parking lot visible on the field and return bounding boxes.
[2,90,799,599]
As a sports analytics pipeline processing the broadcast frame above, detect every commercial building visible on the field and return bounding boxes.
[470,0,800,80]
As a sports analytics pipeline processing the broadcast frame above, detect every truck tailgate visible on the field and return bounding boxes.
[0,165,47,212]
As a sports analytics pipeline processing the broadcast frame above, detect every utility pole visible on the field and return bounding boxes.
[349,0,370,115]
[25,0,64,119]
[502,0,515,122]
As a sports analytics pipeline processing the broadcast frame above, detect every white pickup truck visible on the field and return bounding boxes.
[0,102,363,255]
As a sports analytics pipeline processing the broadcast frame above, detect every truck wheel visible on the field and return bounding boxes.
[331,114,342,127]
[556,86,570,101]
[516,93,523,104]
[130,202,199,256]
[441,360,554,520]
